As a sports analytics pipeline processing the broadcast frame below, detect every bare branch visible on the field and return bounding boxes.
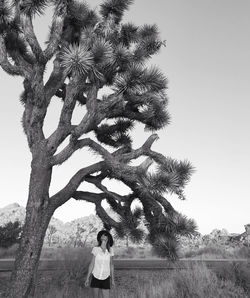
[154,194,175,215]
[51,137,113,166]
[43,1,67,61]
[72,85,100,139]
[85,175,128,203]
[50,161,104,209]
[120,133,159,163]
[72,191,105,203]
[0,35,22,76]
[47,76,82,150]
[95,200,120,228]
[20,14,44,62]
[44,57,67,98]
[138,157,154,172]
[73,191,120,227]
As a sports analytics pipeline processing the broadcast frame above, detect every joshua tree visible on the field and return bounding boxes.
[0,0,197,296]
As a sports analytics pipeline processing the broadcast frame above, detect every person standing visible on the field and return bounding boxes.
[85,230,115,298]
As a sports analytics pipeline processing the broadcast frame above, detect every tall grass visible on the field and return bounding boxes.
[31,256,248,298]
[1,245,249,297]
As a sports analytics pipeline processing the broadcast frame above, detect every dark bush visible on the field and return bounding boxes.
[0,221,22,248]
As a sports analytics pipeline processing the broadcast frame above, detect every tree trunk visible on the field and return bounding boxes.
[7,146,53,298]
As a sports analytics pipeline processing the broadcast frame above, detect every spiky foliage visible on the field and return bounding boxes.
[120,23,138,46]
[60,44,93,76]
[100,0,134,23]
[67,1,98,27]
[0,0,13,33]
[94,119,134,148]
[113,65,167,95]
[112,206,145,244]
[91,38,113,65]
[20,0,50,17]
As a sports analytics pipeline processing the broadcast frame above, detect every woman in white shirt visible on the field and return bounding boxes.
[85,230,115,298]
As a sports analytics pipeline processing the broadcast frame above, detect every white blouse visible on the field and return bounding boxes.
[91,246,114,280]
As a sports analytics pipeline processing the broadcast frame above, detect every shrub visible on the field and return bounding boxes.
[214,262,250,295]
[0,221,22,248]
[236,246,250,259]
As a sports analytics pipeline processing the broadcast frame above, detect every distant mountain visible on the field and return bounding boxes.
[0,203,115,247]
[0,203,143,247]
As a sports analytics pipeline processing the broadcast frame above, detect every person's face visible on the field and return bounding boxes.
[101,234,108,243]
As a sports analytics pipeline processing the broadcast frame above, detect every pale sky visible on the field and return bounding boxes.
[0,0,250,235]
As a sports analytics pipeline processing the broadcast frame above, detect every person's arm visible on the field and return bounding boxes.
[85,255,95,287]
[110,254,115,286]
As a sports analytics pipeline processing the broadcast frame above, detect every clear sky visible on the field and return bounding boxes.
[0,0,250,235]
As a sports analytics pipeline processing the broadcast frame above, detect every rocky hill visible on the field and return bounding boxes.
[1,203,249,248]
[0,203,128,247]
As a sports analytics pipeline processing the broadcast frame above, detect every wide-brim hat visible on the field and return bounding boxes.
[97,230,114,247]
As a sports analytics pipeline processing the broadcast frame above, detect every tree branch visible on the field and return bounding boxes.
[51,137,114,166]
[43,0,67,61]
[44,57,67,102]
[0,35,22,76]
[50,134,159,209]
[73,191,120,228]
[20,14,44,62]
[95,200,120,228]
[72,191,105,204]
[85,175,128,203]
[47,76,83,151]
[72,85,100,139]
[49,161,104,209]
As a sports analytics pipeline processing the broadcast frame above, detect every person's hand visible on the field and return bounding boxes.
[111,277,115,287]
[85,276,90,287]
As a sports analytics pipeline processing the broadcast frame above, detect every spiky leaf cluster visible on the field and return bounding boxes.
[150,233,179,259]
[143,206,197,258]
[114,65,167,95]
[19,0,50,17]
[95,119,134,148]
[0,0,14,33]
[100,0,134,23]
[67,1,98,27]
[133,26,166,63]
[60,44,93,76]
[119,23,138,46]
[60,1,99,45]
[158,159,195,189]
[136,158,195,205]
[113,207,145,244]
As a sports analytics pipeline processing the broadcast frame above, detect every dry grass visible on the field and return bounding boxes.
[1,245,250,297]
[0,264,248,298]
[29,265,248,298]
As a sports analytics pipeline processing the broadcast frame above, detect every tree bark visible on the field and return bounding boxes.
[7,145,54,298]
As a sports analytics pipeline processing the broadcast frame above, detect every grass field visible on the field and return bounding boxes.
[1,244,250,297]
[0,245,250,298]
[0,265,248,298]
